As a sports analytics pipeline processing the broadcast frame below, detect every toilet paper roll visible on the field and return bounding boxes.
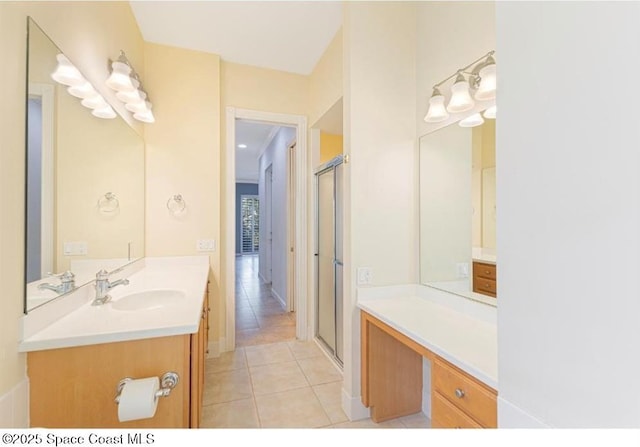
[117,377,160,422]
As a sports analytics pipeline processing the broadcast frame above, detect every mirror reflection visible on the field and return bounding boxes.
[25,18,145,312]
[419,115,496,305]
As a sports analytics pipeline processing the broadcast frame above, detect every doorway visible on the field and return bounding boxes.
[228,109,308,351]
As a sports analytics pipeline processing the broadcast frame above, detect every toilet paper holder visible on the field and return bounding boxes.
[114,372,180,404]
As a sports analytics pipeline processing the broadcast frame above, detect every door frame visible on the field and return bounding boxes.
[263,165,273,283]
[286,141,296,312]
[225,107,308,350]
[28,83,55,279]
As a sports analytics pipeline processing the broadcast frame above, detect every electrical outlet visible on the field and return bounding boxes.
[196,239,216,252]
[456,262,469,278]
[357,267,373,286]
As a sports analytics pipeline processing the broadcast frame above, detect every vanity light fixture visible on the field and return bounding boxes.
[423,50,496,123]
[458,113,485,128]
[483,105,496,119]
[423,87,449,123]
[106,51,155,124]
[50,53,115,119]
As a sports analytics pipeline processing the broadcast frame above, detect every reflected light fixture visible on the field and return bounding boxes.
[459,113,485,128]
[51,54,84,86]
[423,50,496,124]
[483,105,496,119]
[50,53,115,119]
[106,51,155,124]
[423,87,449,123]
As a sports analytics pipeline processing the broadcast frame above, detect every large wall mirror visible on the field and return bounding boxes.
[419,112,497,306]
[25,18,145,313]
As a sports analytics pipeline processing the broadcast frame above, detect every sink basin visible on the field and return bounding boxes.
[111,289,185,311]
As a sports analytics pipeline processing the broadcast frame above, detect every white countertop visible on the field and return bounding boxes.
[358,285,498,390]
[19,256,210,352]
[472,246,497,265]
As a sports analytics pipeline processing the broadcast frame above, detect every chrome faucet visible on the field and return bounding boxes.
[93,269,129,306]
[38,271,76,294]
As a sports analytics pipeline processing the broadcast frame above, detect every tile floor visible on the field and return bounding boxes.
[235,255,296,347]
[218,254,430,428]
[201,340,431,428]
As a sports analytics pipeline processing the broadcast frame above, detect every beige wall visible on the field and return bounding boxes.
[309,28,343,127]
[319,132,343,164]
[342,1,417,415]
[0,1,144,401]
[143,42,221,341]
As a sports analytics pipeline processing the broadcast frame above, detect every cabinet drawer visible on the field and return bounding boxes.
[432,358,497,428]
[473,262,496,280]
[473,277,497,296]
[432,392,482,429]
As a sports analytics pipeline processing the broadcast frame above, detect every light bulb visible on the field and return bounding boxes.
[459,113,484,128]
[423,88,449,123]
[105,61,134,91]
[447,74,474,113]
[51,54,84,86]
[483,105,496,119]
[475,57,496,101]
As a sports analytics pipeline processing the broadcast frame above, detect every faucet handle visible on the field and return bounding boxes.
[96,269,110,281]
[60,271,75,283]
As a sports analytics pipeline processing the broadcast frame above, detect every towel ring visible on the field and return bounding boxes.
[167,194,186,215]
[98,192,119,213]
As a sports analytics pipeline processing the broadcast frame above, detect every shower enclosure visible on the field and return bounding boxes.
[315,155,344,365]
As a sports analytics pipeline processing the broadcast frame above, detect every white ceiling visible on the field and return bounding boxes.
[129,1,343,75]
[235,120,280,183]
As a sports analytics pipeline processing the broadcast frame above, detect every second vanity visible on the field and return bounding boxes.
[19,256,210,428]
[358,284,498,428]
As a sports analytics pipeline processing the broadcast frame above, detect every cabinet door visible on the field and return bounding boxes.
[190,307,206,428]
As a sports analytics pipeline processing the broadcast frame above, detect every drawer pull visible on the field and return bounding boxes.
[485,270,490,275]
[455,388,465,399]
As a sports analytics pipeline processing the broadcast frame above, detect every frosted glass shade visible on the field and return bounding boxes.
[424,93,449,123]
[92,105,117,119]
[81,94,108,110]
[116,89,146,104]
[67,82,97,99]
[133,109,155,123]
[51,54,84,86]
[483,105,496,119]
[106,61,134,91]
[475,62,496,101]
[126,100,152,114]
[447,77,474,113]
[459,113,484,128]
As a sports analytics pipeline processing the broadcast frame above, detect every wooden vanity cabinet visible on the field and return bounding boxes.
[360,310,497,429]
[472,261,497,298]
[27,293,209,429]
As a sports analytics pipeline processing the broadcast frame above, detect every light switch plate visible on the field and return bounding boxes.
[63,241,88,256]
[456,262,469,278]
[357,267,373,285]
[197,239,216,252]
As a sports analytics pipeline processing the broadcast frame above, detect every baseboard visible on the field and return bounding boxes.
[0,377,29,428]
[206,337,227,358]
[258,272,271,286]
[341,388,371,421]
[498,396,550,428]
[272,288,286,308]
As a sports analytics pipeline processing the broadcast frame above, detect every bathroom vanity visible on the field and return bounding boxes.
[20,257,210,428]
[358,285,497,428]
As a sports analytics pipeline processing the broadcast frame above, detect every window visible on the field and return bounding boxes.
[241,195,260,254]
